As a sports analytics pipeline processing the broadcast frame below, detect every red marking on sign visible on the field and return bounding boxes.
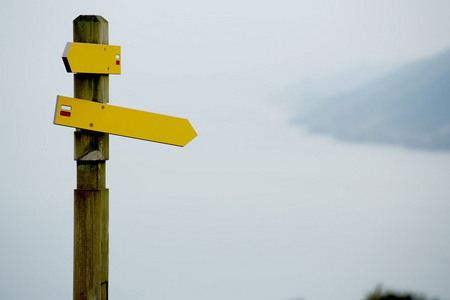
[60,111,71,117]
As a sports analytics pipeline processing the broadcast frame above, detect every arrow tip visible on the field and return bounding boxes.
[62,42,72,72]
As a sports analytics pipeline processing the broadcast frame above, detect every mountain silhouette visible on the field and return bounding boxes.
[295,49,450,150]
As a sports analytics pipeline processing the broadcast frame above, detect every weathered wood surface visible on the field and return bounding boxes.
[74,190,109,300]
[73,15,109,300]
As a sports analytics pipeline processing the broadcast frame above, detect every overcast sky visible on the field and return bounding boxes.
[1,1,450,300]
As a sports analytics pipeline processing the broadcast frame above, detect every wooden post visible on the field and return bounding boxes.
[73,15,109,300]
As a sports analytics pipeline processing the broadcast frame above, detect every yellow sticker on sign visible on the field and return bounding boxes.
[54,96,197,147]
[62,42,121,74]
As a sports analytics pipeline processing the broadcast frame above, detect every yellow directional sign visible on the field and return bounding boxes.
[62,42,121,74]
[54,96,197,146]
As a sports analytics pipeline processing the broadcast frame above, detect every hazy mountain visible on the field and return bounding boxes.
[292,50,450,150]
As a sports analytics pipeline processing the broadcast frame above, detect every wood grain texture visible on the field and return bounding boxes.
[74,130,109,161]
[74,190,108,300]
[73,15,109,300]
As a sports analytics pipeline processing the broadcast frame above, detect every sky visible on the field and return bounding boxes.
[1,1,450,300]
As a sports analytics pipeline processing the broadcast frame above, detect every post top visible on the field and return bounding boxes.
[73,15,108,44]
[74,15,108,24]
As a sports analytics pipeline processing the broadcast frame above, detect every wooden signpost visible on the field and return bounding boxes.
[54,15,197,300]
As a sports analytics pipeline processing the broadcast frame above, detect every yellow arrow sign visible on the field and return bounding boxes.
[62,42,121,74]
[54,96,197,146]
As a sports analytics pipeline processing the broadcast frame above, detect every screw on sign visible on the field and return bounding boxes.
[54,15,197,300]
